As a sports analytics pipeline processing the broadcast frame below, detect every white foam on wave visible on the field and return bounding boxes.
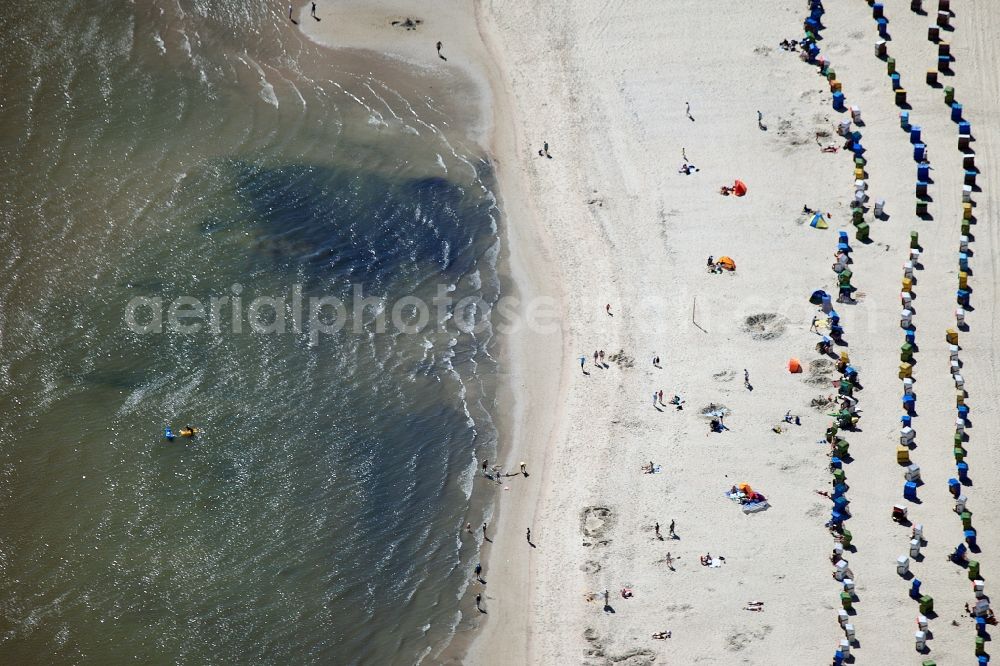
[287,79,307,110]
[458,442,477,500]
[152,32,166,55]
[178,30,192,59]
[440,239,451,268]
[363,81,405,123]
[258,78,279,108]
[484,238,501,280]
[237,55,279,108]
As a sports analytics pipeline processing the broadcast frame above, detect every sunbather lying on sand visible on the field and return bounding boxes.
[641,461,656,473]
[620,588,633,599]
[651,631,672,639]
[744,601,765,612]
[821,144,839,153]
[719,186,734,196]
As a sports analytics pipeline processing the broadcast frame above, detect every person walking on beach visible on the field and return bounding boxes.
[599,350,605,365]
[288,4,298,24]
[606,303,612,316]
[658,390,664,405]
[665,552,675,569]
[310,2,320,20]
[466,522,472,534]
[475,593,482,611]
[526,527,531,543]
[594,350,599,365]
[543,141,550,158]
[579,356,586,373]
[604,589,610,606]
[757,110,765,130]
[653,392,658,408]
[653,354,660,367]
[436,41,447,61]
[520,461,527,475]
[669,519,676,538]
[654,522,661,539]
[482,522,488,538]
[685,102,694,121]
[474,563,483,582]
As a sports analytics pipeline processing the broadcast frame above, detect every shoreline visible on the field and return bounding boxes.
[300,3,563,664]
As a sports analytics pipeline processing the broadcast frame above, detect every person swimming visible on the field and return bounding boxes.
[179,425,198,437]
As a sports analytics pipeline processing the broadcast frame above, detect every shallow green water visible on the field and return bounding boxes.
[0,2,500,663]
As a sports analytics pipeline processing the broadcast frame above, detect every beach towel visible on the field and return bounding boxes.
[743,501,770,514]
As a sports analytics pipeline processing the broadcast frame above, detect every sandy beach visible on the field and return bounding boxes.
[303,0,1000,663]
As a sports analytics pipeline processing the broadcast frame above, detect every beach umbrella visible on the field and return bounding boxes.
[810,213,829,229]
[717,256,736,271]
[788,358,803,373]
[733,180,748,197]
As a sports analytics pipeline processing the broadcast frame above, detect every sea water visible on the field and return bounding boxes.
[0,2,499,663]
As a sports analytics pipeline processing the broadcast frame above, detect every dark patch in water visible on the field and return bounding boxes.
[213,161,496,292]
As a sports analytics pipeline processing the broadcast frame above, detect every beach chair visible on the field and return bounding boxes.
[837,231,850,253]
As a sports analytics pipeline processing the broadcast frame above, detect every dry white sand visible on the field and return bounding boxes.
[303,0,1000,662]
